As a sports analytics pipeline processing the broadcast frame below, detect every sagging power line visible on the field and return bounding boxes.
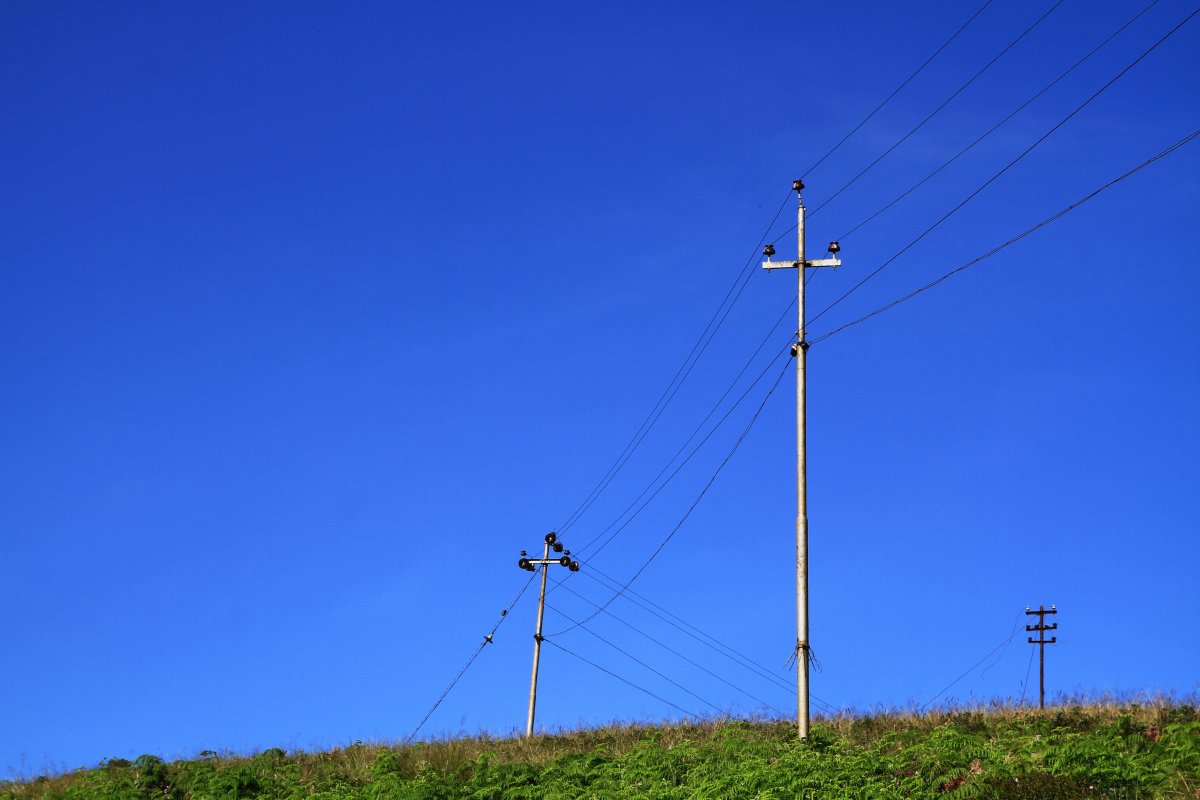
[548,352,794,637]
[404,571,537,744]
[807,0,1066,220]
[555,0,1006,543]
[546,573,788,716]
[544,600,729,717]
[807,3,1200,331]
[809,126,1200,345]
[835,0,1164,244]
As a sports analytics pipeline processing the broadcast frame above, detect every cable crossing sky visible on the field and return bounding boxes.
[403,3,1199,740]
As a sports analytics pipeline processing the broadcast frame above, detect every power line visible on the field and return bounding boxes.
[546,573,789,715]
[801,0,995,179]
[805,0,1067,220]
[581,569,842,719]
[552,564,840,717]
[556,189,794,537]
[555,0,997,538]
[918,619,1022,711]
[809,126,1200,345]
[806,5,1200,331]
[575,337,795,561]
[836,0,1164,243]
[542,637,701,721]
[1019,643,1036,707]
[549,354,793,635]
[580,566,796,696]
[545,600,729,716]
[577,568,844,716]
[570,299,795,557]
[404,572,538,743]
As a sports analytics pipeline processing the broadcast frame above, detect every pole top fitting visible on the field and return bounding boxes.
[793,179,805,194]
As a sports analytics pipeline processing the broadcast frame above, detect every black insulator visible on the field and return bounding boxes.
[545,531,557,545]
[553,542,564,553]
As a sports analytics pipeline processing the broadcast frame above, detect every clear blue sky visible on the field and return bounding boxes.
[2,0,1198,777]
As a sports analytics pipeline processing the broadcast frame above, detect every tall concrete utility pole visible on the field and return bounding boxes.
[762,180,841,738]
[1025,604,1058,709]
[516,532,579,737]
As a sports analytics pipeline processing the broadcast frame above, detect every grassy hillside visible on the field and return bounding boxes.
[4,702,1197,799]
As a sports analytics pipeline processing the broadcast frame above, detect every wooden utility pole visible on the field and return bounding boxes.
[1025,604,1058,709]
[762,180,842,739]
[517,532,579,737]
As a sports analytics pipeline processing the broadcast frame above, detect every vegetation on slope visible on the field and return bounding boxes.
[4,702,1197,799]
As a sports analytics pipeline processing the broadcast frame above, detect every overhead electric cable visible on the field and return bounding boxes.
[575,335,795,560]
[919,621,1022,711]
[404,572,537,743]
[836,0,1163,243]
[550,353,794,635]
[580,566,797,695]
[806,5,1200,330]
[801,0,1065,219]
[547,574,788,715]
[557,189,794,536]
[801,0,995,178]
[809,126,1200,345]
[568,297,796,561]
[580,342,792,563]
[1020,645,1036,706]
[575,572,844,716]
[542,638,700,721]
[803,0,1067,221]
[556,0,997,537]
[545,601,728,715]
[576,572,839,717]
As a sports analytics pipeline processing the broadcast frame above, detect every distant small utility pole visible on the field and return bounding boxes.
[517,532,579,738]
[762,180,842,740]
[1025,604,1058,709]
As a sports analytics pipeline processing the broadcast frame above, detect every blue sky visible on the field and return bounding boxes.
[2,0,1198,776]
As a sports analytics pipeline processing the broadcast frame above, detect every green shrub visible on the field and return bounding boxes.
[5,703,1197,800]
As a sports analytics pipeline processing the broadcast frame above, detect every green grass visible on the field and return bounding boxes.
[5,702,1197,799]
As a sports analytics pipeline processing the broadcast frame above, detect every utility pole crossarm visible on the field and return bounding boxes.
[761,257,842,271]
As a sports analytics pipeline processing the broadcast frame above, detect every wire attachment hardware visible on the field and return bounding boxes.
[518,531,580,737]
